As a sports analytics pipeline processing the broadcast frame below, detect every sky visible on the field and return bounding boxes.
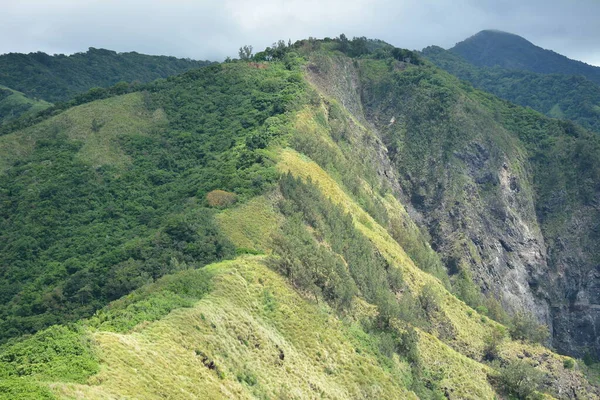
[2,0,600,66]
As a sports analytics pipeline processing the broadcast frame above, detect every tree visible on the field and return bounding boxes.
[496,360,545,399]
[338,34,349,53]
[238,45,253,60]
[510,312,549,344]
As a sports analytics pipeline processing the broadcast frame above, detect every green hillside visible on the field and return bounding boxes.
[0,85,51,125]
[1,37,599,399]
[451,30,600,85]
[0,48,212,103]
[422,45,600,133]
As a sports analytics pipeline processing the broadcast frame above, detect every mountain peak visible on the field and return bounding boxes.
[450,29,600,84]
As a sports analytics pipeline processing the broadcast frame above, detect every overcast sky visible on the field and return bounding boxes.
[2,0,600,66]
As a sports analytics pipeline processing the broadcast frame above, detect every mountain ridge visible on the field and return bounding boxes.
[1,36,600,398]
[0,47,212,104]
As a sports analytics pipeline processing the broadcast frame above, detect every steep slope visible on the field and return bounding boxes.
[0,85,51,125]
[451,30,600,85]
[340,45,600,360]
[0,48,211,103]
[422,45,600,133]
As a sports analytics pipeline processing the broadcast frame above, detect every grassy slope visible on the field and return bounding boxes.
[52,257,417,400]
[0,85,51,125]
[0,92,161,174]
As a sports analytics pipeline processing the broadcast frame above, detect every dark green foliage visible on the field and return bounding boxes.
[0,86,50,125]
[0,48,212,103]
[423,45,600,133]
[329,35,404,61]
[509,312,549,344]
[0,60,306,342]
[271,215,358,309]
[0,88,10,102]
[494,359,545,399]
[483,325,506,361]
[253,40,291,62]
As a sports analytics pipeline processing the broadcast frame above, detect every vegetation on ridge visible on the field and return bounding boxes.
[0,48,212,103]
[0,35,598,399]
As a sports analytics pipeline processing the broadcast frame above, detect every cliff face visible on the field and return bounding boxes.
[547,202,600,357]
[306,51,600,359]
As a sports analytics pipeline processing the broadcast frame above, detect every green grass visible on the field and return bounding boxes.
[46,257,417,399]
[215,195,282,254]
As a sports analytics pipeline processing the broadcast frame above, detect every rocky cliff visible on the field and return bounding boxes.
[306,49,600,359]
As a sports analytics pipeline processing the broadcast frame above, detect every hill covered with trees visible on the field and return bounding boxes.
[0,48,212,104]
[1,37,600,399]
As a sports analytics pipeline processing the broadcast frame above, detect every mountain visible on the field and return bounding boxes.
[451,29,600,85]
[1,37,600,399]
[422,45,600,133]
[0,48,212,104]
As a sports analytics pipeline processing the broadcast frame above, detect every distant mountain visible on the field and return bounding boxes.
[0,48,212,103]
[451,30,600,85]
[422,45,600,133]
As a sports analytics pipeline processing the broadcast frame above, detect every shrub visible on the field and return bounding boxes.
[483,325,506,361]
[495,359,545,399]
[563,358,575,369]
[419,285,441,316]
[509,312,549,344]
[206,190,238,208]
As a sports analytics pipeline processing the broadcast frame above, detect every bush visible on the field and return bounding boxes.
[495,359,545,399]
[509,312,549,344]
[0,325,98,383]
[483,325,506,361]
[206,190,237,208]
[563,358,575,369]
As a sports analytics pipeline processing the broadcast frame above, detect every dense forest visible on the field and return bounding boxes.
[0,48,212,103]
[0,59,307,342]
